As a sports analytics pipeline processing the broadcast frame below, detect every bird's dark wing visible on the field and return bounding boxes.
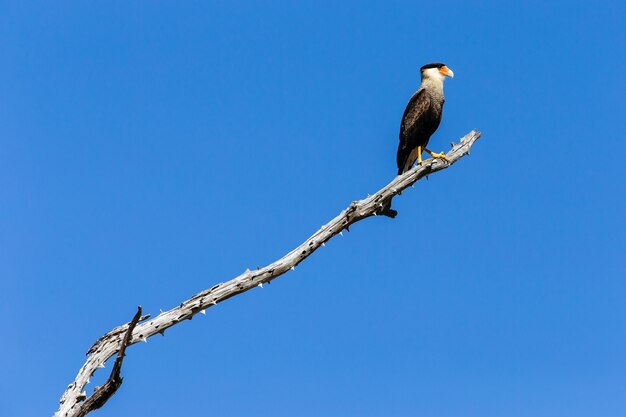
[396,88,431,174]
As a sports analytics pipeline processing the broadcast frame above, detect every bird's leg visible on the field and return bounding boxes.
[424,148,450,163]
[417,146,423,165]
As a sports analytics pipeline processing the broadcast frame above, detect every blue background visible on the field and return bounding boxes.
[1,1,625,416]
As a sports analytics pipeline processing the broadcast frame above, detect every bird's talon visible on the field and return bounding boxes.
[431,152,450,163]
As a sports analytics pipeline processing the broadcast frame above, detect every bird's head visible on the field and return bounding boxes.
[420,63,454,81]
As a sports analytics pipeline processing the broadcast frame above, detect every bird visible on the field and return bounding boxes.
[379,63,454,218]
[396,63,454,174]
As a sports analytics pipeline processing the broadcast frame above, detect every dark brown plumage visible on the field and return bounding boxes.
[396,88,444,174]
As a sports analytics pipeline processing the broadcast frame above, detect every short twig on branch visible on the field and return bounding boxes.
[54,129,481,417]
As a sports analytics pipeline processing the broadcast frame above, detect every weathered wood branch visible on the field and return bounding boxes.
[73,307,142,417]
[55,129,481,417]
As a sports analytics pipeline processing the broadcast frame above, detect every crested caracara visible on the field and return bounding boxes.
[396,63,454,174]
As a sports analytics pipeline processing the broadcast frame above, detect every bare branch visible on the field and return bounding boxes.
[73,307,143,417]
[54,129,481,417]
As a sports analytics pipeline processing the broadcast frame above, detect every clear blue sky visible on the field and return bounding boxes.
[1,1,625,416]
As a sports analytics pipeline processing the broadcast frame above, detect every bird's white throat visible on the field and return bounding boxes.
[421,76,445,97]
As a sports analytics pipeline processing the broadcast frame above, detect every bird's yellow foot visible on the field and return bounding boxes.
[426,150,450,163]
[417,146,424,165]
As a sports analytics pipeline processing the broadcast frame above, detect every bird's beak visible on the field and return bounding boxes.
[440,66,454,78]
